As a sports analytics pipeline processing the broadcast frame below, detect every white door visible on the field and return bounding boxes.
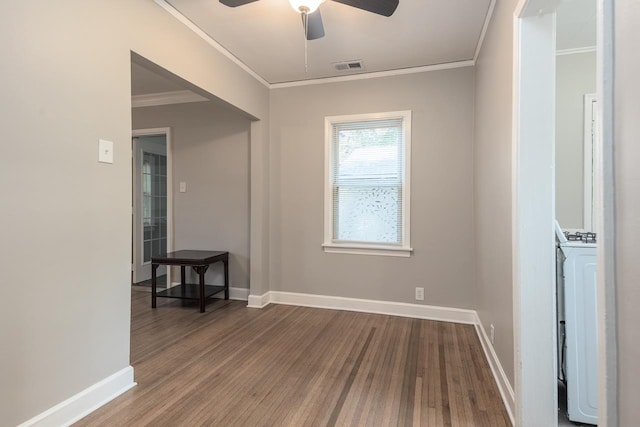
[132,132,170,284]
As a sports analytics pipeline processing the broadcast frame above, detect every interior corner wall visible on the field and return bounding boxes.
[132,102,251,289]
[0,1,268,425]
[269,68,476,309]
[555,51,597,230]
[614,0,640,423]
[473,0,519,385]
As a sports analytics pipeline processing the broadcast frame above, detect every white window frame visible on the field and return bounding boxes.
[322,110,412,257]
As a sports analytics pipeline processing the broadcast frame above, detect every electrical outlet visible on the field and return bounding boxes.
[490,324,495,344]
[415,287,424,301]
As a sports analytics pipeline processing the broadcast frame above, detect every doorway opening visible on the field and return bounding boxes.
[132,128,173,288]
[513,0,614,425]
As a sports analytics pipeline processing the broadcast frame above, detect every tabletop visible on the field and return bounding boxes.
[152,250,228,265]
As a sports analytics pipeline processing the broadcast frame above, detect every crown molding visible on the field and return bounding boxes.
[556,46,597,56]
[131,90,208,108]
[270,60,475,89]
[153,0,270,88]
[473,0,496,63]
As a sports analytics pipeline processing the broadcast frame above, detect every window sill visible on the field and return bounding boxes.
[322,243,413,258]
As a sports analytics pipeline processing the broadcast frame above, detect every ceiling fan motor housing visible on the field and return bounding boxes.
[289,0,325,14]
[219,0,399,40]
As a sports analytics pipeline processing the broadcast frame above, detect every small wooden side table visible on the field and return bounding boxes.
[151,250,229,313]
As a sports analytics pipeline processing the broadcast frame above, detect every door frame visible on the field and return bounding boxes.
[512,4,557,424]
[583,93,597,233]
[512,0,616,425]
[132,127,173,286]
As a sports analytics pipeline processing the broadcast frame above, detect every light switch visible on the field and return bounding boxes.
[179,181,187,193]
[98,139,114,164]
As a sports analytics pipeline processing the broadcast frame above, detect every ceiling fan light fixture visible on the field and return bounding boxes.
[288,0,324,14]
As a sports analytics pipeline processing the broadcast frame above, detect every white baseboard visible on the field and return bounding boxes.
[473,314,515,425]
[247,292,271,308]
[170,283,249,301]
[247,290,477,324]
[17,366,136,427]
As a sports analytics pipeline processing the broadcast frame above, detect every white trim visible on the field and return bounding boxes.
[247,292,271,309]
[131,90,208,108]
[473,0,497,62]
[153,0,270,88]
[474,314,516,425]
[249,290,477,324]
[321,243,413,257]
[323,110,412,257]
[595,0,617,423]
[556,46,597,56]
[17,366,135,427]
[583,93,597,232]
[271,61,475,89]
[512,5,558,426]
[169,284,250,301]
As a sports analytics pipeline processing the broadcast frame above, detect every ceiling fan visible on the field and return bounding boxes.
[219,0,399,40]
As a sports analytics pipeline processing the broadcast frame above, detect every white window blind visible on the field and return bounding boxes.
[324,111,411,256]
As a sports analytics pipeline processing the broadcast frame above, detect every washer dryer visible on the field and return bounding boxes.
[556,222,598,425]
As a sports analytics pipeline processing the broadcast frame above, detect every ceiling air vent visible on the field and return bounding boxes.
[333,60,364,72]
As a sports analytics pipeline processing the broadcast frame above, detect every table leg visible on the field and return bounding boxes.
[151,263,158,308]
[224,258,229,300]
[181,265,186,296]
[198,265,206,313]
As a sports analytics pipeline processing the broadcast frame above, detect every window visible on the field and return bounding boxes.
[323,111,412,257]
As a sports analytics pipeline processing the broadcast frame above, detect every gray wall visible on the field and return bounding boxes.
[5,1,637,424]
[556,51,597,230]
[0,1,268,425]
[614,0,640,423]
[269,68,476,308]
[132,102,251,289]
[473,0,518,385]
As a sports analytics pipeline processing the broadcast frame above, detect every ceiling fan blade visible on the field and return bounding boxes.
[331,0,399,17]
[219,0,259,7]
[303,9,325,40]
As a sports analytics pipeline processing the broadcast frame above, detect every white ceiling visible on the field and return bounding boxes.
[131,62,188,95]
[164,0,492,84]
[135,0,595,92]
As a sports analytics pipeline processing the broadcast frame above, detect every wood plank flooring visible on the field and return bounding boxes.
[75,289,510,426]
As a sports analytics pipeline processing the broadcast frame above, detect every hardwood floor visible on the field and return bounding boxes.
[76,289,510,426]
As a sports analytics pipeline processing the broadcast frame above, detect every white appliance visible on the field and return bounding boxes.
[555,222,598,425]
